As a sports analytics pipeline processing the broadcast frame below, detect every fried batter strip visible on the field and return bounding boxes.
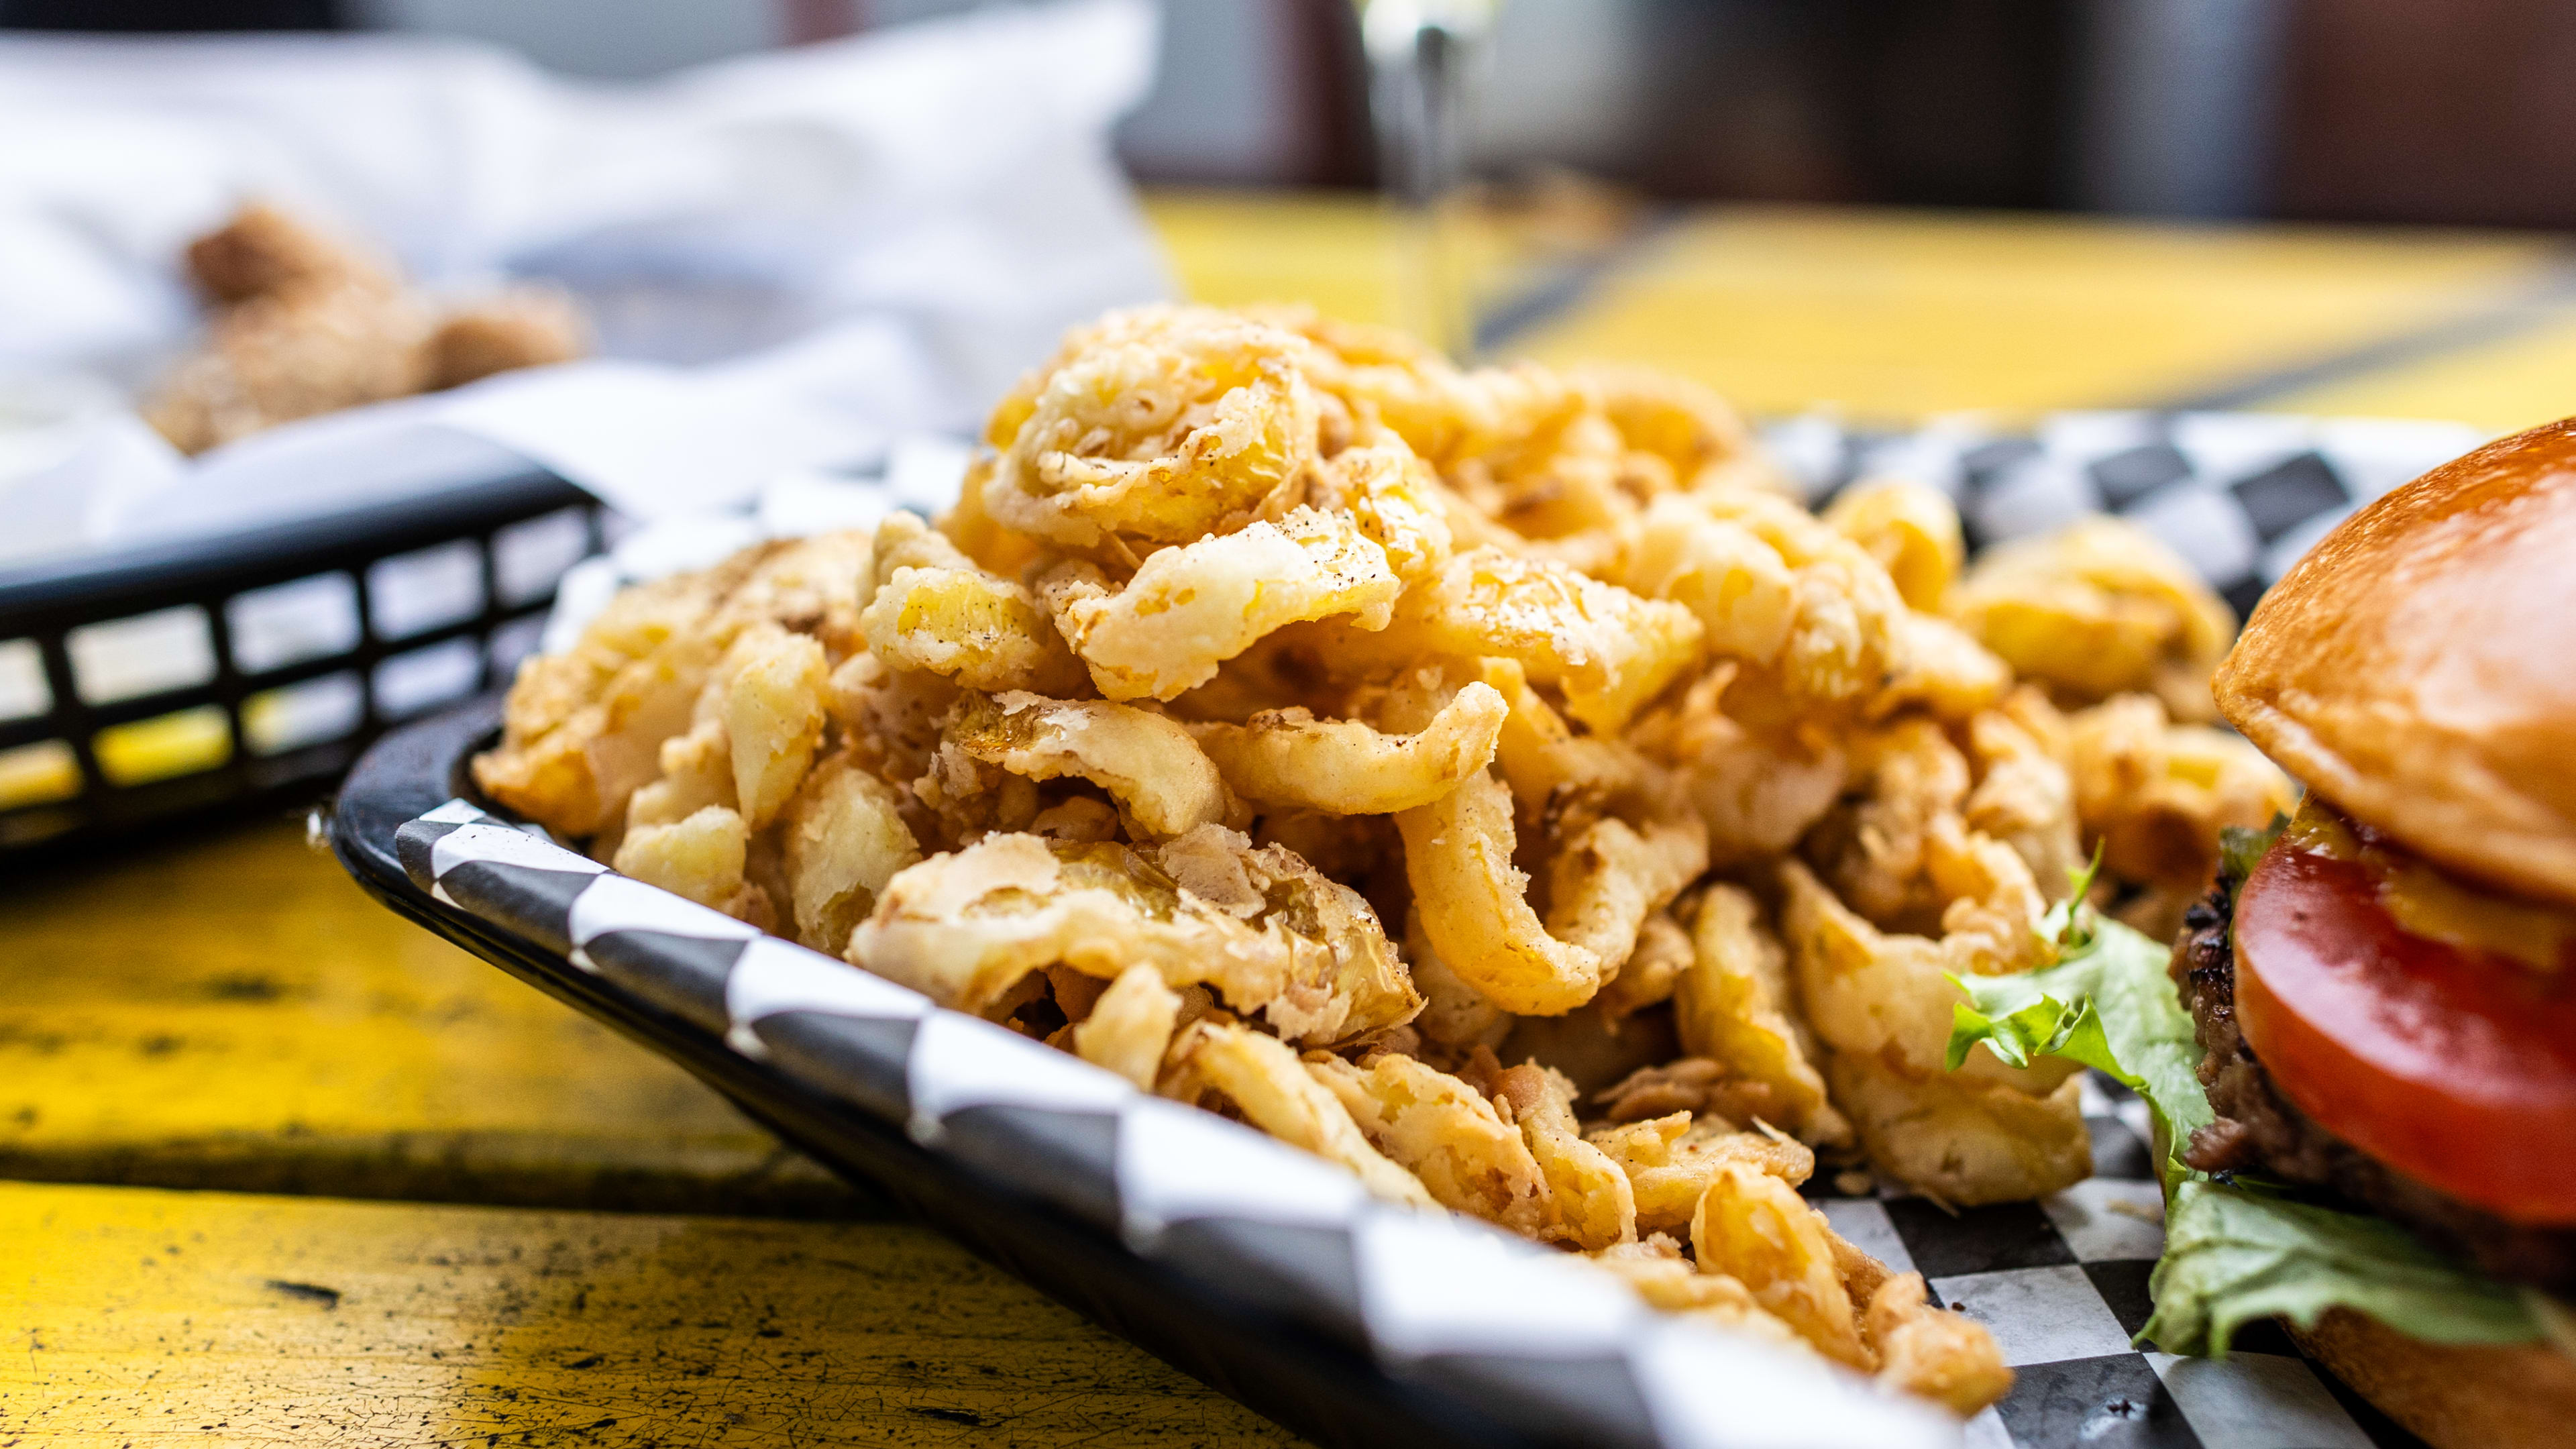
[858,515,1087,696]
[1396,770,1607,1016]
[1073,963,1184,1091]
[1490,1061,1637,1249]
[1188,681,1506,816]
[1306,1051,1549,1233]
[943,690,1237,841]
[1165,1022,1436,1208]
[983,308,1324,551]
[1040,505,1402,702]
[1692,1161,1870,1368]
[1673,884,1848,1145]
[1586,1111,1814,1236]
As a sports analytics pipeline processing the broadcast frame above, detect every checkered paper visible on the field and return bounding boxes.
[397,800,1953,1449]
[1796,1079,2424,1449]
[1764,410,2485,617]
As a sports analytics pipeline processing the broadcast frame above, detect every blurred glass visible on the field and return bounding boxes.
[1358,0,1497,360]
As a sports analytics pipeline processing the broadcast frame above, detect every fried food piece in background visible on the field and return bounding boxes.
[2066,690,2298,936]
[146,283,432,454]
[1822,479,1965,611]
[150,201,588,454]
[1040,506,1402,701]
[1165,1022,1436,1208]
[182,200,388,304]
[421,289,586,390]
[1945,516,2236,721]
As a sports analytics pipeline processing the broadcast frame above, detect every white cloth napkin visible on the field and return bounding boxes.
[0,0,1170,564]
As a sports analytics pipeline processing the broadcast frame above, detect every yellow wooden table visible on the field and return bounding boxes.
[7,189,2572,1446]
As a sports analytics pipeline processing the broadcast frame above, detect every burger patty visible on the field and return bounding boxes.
[2169,877,2576,1293]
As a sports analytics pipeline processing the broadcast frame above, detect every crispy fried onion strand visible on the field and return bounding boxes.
[857,514,1085,695]
[1187,681,1506,815]
[1395,771,1605,1016]
[1040,504,1402,702]
[943,690,1238,841]
[1164,1020,1436,1207]
[850,830,1416,1046]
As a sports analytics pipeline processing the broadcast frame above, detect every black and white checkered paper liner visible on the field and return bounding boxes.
[397,800,1953,1449]
[1764,410,2484,619]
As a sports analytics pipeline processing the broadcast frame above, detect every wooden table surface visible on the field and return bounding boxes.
[8,189,2573,1446]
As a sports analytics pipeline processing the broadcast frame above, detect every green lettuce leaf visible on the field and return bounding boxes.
[2145,1179,2539,1352]
[1943,900,2541,1354]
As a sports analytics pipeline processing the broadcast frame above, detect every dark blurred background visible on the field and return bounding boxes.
[6,0,2571,230]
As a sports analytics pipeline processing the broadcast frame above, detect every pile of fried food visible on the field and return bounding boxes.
[146,202,586,455]
[476,304,2294,1415]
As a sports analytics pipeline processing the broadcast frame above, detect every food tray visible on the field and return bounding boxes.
[335,700,2436,1449]
[0,465,604,855]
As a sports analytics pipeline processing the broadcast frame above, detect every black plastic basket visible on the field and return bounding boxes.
[0,468,604,854]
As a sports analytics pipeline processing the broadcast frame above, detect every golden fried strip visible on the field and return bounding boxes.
[718,623,828,830]
[945,691,1236,841]
[1073,963,1183,1091]
[1187,682,1505,815]
[1306,1051,1548,1233]
[1674,885,1848,1146]
[1491,1062,1636,1250]
[780,753,921,954]
[1371,549,1705,733]
[1691,1161,1869,1368]
[1040,504,1402,702]
[1823,1049,2091,1208]
[1395,770,1607,1016]
[1586,1112,1815,1236]
[1542,814,1709,973]
[1166,1022,1436,1208]
[1590,1240,1812,1354]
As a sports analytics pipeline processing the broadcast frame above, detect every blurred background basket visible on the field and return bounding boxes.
[0,466,606,855]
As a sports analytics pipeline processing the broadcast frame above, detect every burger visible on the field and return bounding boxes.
[1951,418,2576,1448]
[2170,418,2576,1444]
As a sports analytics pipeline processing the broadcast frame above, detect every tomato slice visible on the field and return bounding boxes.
[2236,841,2576,1224]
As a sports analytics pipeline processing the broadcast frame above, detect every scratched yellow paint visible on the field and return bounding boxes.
[2254,301,2576,433]
[0,1180,1297,1447]
[0,817,855,1214]
[1505,207,2557,421]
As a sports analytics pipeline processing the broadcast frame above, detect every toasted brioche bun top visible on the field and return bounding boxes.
[2215,416,2576,908]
